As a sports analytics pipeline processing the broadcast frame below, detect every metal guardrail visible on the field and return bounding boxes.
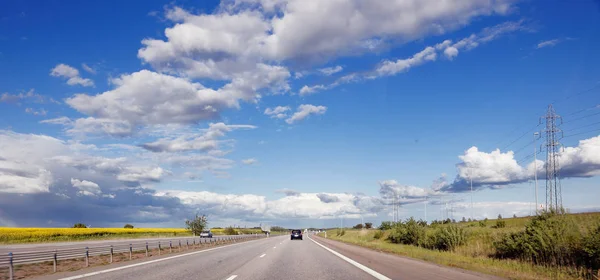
[0,234,263,280]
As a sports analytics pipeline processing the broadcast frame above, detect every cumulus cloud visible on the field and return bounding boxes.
[140,122,256,153]
[276,188,301,197]
[440,135,600,192]
[71,178,102,196]
[379,180,436,199]
[50,64,94,87]
[317,193,340,203]
[318,65,343,76]
[242,158,258,165]
[0,89,50,104]
[264,106,291,119]
[285,104,327,124]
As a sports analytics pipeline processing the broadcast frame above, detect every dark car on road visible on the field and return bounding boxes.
[291,229,302,240]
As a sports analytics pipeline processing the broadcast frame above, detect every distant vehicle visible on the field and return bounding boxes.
[200,230,213,238]
[291,229,302,240]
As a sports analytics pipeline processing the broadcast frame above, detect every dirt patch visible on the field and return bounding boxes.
[0,237,255,280]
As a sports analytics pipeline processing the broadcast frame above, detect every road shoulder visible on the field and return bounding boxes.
[312,235,505,280]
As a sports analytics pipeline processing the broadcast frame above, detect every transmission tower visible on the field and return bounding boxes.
[540,104,563,213]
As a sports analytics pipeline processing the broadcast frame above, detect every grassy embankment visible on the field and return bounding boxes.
[319,212,600,280]
[0,227,265,244]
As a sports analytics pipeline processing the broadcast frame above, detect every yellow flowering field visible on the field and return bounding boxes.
[0,227,191,244]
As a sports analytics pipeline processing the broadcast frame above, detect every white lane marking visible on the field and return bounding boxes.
[225,275,238,280]
[273,246,276,248]
[259,253,266,258]
[58,239,263,280]
[308,236,391,280]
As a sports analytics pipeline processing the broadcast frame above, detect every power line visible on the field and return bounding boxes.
[551,82,600,105]
[563,111,600,124]
[501,124,541,150]
[563,121,600,133]
[563,128,600,139]
[565,104,600,117]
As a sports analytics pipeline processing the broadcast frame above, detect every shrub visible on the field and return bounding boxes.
[373,230,384,239]
[73,223,87,228]
[224,226,238,235]
[124,224,134,229]
[493,212,586,268]
[493,220,506,229]
[388,218,426,247]
[582,224,600,271]
[379,221,393,230]
[365,222,373,229]
[479,220,487,227]
[353,223,364,229]
[429,226,467,251]
[336,228,346,236]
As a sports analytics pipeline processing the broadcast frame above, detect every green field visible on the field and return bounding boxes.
[319,212,600,280]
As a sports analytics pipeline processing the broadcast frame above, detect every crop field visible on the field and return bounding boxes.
[0,227,264,244]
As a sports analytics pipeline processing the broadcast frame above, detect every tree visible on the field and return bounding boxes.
[513,214,517,218]
[497,214,503,219]
[461,217,467,223]
[365,222,373,229]
[467,218,472,222]
[379,221,393,230]
[185,214,208,236]
[353,223,364,229]
[73,223,87,228]
[124,224,134,229]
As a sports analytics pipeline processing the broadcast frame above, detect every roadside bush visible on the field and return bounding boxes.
[493,212,585,267]
[479,220,486,227]
[379,221,393,230]
[428,226,467,251]
[124,224,134,229]
[493,220,506,229]
[388,218,426,247]
[73,223,87,228]
[582,223,600,271]
[336,228,346,236]
[365,222,373,229]
[373,230,384,239]
[224,226,238,235]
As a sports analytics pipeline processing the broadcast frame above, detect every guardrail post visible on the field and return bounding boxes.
[193,239,196,249]
[129,243,132,260]
[186,239,189,250]
[110,245,113,263]
[53,250,57,272]
[169,241,172,253]
[178,240,181,252]
[158,241,161,255]
[85,247,89,267]
[8,252,13,280]
[146,242,149,257]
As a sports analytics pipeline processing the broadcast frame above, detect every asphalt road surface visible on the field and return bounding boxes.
[30,233,503,280]
[0,235,246,255]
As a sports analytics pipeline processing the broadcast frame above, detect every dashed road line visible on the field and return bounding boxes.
[259,254,266,258]
[225,275,238,280]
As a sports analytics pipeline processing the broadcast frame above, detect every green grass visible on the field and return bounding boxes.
[320,212,600,280]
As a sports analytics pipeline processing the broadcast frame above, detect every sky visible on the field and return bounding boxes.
[1,0,600,229]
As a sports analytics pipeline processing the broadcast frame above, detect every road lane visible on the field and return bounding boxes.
[34,236,285,280]
[222,234,375,280]
[0,235,254,255]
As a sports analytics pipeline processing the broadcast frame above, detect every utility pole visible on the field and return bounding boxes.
[540,105,563,213]
[533,132,540,214]
[424,196,427,222]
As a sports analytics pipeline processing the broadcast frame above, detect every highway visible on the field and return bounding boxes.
[29,234,503,280]
[0,235,244,255]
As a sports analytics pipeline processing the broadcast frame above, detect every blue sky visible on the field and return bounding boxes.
[1,0,600,228]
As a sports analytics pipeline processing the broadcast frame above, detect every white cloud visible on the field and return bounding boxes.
[71,178,102,196]
[559,135,600,177]
[537,39,560,49]
[50,64,94,87]
[0,89,45,104]
[242,158,257,165]
[299,84,327,96]
[264,106,290,119]
[141,122,256,153]
[81,63,96,74]
[25,108,47,116]
[285,104,327,124]
[444,47,459,59]
[376,47,437,76]
[318,65,343,76]
[379,180,436,199]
